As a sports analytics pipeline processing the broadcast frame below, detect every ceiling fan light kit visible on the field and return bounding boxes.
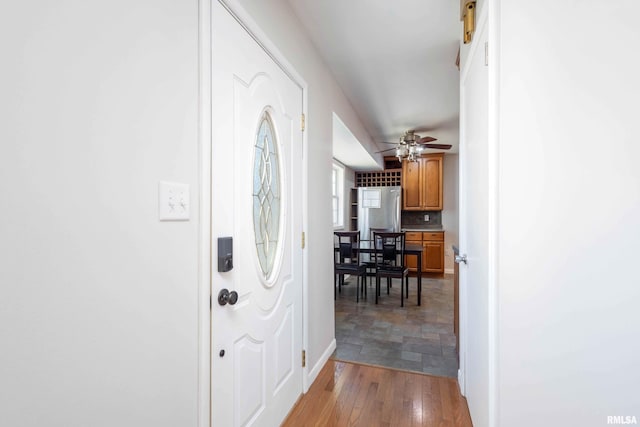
[395,144,408,158]
[395,141,423,162]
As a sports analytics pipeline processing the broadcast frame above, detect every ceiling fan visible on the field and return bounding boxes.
[376,130,452,161]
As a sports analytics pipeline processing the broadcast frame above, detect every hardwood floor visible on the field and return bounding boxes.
[282,359,472,427]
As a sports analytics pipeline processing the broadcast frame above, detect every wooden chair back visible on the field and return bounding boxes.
[334,231,361,266]
[373,232,406,269]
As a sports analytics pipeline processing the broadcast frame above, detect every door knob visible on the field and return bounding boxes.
[218,289,238,306]
[454,254,468,264]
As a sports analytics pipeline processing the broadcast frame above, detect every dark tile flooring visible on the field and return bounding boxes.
[333,274,458,378]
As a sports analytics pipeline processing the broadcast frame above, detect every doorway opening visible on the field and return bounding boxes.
[331,117,460,378]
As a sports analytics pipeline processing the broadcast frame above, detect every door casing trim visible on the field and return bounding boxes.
[197,1,212,426]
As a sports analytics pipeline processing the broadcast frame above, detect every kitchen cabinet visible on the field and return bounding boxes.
[405,232,422,272]
[401,153,443,211]
[422,231,444,273]
[404,230,445,274]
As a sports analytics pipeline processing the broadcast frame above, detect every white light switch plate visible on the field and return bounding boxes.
[159,181,190,221]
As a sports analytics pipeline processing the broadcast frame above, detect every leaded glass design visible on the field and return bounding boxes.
[253,112,281,279]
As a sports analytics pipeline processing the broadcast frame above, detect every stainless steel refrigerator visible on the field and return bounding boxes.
[357,186,401,241]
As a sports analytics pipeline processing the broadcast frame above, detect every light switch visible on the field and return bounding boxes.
[159,181,190,221]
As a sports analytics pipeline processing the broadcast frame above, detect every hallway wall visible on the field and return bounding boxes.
[497,1,640,425]
[0,1,201,426]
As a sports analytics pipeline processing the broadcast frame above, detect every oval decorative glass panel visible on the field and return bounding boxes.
[253,112,281,279]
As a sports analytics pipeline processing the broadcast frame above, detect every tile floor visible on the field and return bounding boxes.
[333,274,459,378]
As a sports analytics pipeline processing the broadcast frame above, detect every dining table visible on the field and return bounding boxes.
[337,240,423,306]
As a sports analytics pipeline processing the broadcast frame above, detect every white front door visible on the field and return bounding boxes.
[459,17,491,427]
[210,2,304,426]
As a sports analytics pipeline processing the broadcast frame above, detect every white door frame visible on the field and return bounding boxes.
[197,1,212,426]
[458,1,500,425]
[197,3,311,425]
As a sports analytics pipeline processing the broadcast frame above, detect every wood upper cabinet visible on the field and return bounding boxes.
[402,160,422,209]
[422,155,443,210]
[401,153,443,210]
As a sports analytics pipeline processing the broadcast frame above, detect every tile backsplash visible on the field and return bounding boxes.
[401,210,442,227]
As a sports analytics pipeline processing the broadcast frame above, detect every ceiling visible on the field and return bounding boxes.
[332,113,381,170]
[288,0,461,167]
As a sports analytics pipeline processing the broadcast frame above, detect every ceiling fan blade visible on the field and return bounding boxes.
[378,141,401,145]
[417,136,437,143]
[419,143,452,150]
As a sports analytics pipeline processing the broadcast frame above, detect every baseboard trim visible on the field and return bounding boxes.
[304,338,336,392]
[458,368,465,395]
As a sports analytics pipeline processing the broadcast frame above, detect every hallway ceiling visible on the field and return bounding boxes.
[289,0,461,163]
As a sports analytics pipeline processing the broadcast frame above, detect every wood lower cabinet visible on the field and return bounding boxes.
[401,153,443,211]
[423,241,444,272]
[422,231,445,273]
[404,231,445,273]
[405,232,422,272]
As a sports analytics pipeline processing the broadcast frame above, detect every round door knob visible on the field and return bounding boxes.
[228,290,238,305]
[218,289,239,306]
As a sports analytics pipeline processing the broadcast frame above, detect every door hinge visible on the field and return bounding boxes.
[301,113,306,132]
[301,231,305,249]
[302,350,306,367]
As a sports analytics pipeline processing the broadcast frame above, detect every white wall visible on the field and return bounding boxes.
[497,1,640,425]
[0,1,201,426]
[442,154,459,273]
[233,0,376,378]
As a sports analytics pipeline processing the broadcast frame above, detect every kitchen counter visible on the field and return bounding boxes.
[401,227,444,232]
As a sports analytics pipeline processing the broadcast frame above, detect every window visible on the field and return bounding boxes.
[332,162,344,229]
[253,112,281,279]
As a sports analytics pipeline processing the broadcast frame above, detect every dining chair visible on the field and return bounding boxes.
[333,231,368,302]
[363,227,393,287]
[372,232,410,307]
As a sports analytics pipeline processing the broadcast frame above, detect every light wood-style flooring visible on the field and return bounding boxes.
[282,359,472,427]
